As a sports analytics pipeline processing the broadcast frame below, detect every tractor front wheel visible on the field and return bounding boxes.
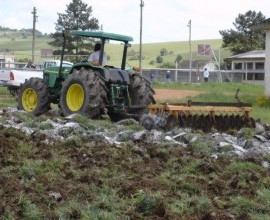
[17,77,50,116]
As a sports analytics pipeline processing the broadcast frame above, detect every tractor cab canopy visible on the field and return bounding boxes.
[70,30,133,42]
[70,30,133,69]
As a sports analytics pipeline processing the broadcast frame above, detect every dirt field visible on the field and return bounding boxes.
[154,89,201,100]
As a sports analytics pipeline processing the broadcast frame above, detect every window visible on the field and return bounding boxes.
[255,73,264,80]
[255,62,264,70]
[247,73,253,80]
[247,62,253,70]
[0,59,5,68]
[234,63,242,70]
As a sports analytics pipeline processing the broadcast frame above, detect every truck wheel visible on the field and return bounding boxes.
[59,67,108,118]
[129,74,156,115]
[17,77,50,116]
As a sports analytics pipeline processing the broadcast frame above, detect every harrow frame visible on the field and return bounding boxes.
[148,103,252,119]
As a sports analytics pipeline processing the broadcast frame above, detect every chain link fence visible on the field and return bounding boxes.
[142,68,264,84]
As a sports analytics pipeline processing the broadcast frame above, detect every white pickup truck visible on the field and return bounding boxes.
[0,60,73,96]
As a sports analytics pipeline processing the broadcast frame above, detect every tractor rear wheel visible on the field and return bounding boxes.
[129,74,156,115]
[59,67,108,118]
[17,77,50,116]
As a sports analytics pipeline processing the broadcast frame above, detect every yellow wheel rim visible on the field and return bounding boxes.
[22,88,37,112]
[66,83,85,111]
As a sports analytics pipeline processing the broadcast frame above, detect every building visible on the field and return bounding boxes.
[0,51,15,68]
[251,18,270,96]
[225,50,265,83]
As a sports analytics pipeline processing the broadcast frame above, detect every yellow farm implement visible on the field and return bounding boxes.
[141,100,254,132]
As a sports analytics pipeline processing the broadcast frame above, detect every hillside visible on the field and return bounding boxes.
[0,29,230,68]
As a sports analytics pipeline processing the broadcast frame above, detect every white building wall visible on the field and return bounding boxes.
[0,53,15,68]
[265,31,270,96]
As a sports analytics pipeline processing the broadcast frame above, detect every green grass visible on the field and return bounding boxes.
[0,37,50,52]
[0,87,17,108]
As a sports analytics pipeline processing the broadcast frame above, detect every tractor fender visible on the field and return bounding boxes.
[108,69,131,84]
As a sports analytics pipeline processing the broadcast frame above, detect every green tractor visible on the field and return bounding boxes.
[17,31,156,121]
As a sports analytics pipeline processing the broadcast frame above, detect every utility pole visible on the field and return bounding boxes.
[187,20,192,82]
[139,0,144,75]
[32,7,38,63]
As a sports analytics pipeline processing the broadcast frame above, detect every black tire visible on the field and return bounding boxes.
[59,67,108,118]
[17,77,50,116]
[128,74,156,115]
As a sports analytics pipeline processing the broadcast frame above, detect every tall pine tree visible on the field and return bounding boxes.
[48,0,99,58]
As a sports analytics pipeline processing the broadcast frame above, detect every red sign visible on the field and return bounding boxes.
[197,44,211,56]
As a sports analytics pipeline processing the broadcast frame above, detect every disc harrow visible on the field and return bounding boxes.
[141,102,255,132]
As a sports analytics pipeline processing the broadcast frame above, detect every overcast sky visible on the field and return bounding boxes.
[1,0,270,43]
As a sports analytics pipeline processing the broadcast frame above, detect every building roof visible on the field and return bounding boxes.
[251,18,270,30]
[225,50,265,61]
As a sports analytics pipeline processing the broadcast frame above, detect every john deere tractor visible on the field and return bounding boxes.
[17,31,156,121]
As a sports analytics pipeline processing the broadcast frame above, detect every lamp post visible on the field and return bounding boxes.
[187,20,192,82]
[139,0,144,75]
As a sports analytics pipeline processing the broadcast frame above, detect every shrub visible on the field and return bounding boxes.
[256,96,270,107]
[149,60,155,65]
[156,55,163,63]
[160,48,168,56]
[159,62,175,68]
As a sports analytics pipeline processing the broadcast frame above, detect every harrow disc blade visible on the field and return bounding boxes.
[140,114,156,130]
[248,117,256,128]
[166,115,178,131]
[142,111,255,132]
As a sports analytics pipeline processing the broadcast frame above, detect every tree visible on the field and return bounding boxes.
[48,0,99,58]
[175,54,182,63]
[127,49,139,60]
[156,55,163,63]
[219,10,266,55]
[160,48,168,56]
